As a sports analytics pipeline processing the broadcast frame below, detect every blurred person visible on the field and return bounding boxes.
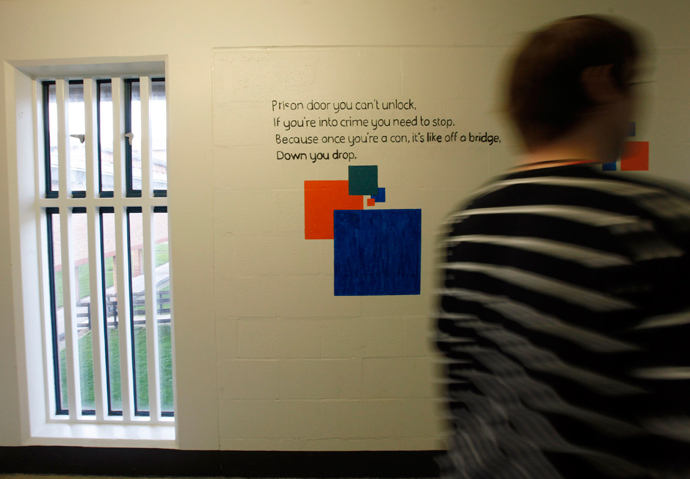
[435,15,690,479]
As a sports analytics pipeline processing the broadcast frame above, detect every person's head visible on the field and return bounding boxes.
[507,15,642,151]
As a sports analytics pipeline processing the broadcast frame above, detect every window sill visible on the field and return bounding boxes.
[25,422,176,448]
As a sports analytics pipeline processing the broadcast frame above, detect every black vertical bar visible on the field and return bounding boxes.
[127,206,148,416]
[99,207,112,414]
[151,77,167,198]
[46,208,67,415]
[99,207,121,416]
[153,205,173,417]
[97,80,103,196]
[124,79,142,198]
[97,80,114,199]
[124,80,132,197]
[70,209,94,415]
[68,80,86,198]
[42,82,57,199]
[126,208,137,414]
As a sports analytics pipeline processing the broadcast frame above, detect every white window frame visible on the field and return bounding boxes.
[6,58,176,447]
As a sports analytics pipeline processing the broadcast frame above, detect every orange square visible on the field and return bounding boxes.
[304,181,363,239]
[620,141,649,171]
[367,198,376,207]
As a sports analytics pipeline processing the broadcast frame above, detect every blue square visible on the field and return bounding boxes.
[334,209,421,296]
[371,187,386,203]
[602,161,617,171]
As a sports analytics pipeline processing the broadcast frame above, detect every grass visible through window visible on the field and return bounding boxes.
[55,247,171,414]
[53,243,168,308]
[59,324,173,413]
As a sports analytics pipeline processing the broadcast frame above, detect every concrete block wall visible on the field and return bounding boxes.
[210,47,498,449]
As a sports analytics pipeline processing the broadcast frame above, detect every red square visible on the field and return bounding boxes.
[304,181,363,239]
[367,198,376,207]
[621,141,649,171]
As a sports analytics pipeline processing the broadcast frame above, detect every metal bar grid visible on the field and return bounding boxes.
[35,75,172,424]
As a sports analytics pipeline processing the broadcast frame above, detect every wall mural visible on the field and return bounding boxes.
[304,165,421,296]
[211,46,682,314]
[213,47,517,307]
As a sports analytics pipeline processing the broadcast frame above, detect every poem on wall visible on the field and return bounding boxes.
[272,99,501,163]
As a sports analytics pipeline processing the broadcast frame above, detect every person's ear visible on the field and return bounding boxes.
[581,65,622,104]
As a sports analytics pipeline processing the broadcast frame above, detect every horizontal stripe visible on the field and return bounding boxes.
[633,310,690,330]
[438,290,640,353]
[436,311,479,321]
[475,327,647,396]
[433,358,474,366]
[453,204,650,229]
[630,367,690,380]
[472,175,690,220]
[442,262,635,311]
[639,416,690,442]
[435,331,475,344]
[446,339,646,397]
[433,377,473,385]
[446,234,632,267]
[473,176,662,199]
[461,367,645,437]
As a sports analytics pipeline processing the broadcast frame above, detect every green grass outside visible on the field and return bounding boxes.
[59,323,173,414]
[104,255,115,288]
[155,242,169,268]
[55,243,172,413]
[54,242,168,308]
[54,263,91,309]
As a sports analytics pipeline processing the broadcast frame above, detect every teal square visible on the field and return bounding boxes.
[348,165,378,195]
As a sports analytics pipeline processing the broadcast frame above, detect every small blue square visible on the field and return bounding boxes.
[602,161,617,171]
[371,187,386,203]
[334,209,421,296]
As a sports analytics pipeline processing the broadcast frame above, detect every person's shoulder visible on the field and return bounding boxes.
[442,164,690,236]
[598,169,690,200]
[594,169,690,218]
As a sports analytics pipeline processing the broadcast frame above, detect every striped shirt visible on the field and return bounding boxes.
[435,165,690,479]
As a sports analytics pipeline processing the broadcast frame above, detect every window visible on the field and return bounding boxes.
[37,76,173,424]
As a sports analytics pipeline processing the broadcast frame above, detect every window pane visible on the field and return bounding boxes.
[46,84,59,192]
[68,82,86,192]
[39,75,170,424]
[129,81,142,192]
[128,210,149,414]
[98,82,114,194]
[154,211,172,413]
[100,210,122,414]
[72,212,95,413]
[151,80,167,191]
[48,210,68,413]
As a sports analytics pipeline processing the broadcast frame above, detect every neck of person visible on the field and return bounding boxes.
[514,119,623,171]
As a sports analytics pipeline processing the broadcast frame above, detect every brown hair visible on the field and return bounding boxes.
[507,15,640,150]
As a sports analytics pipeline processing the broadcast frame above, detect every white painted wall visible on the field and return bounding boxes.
[2,0,690,451]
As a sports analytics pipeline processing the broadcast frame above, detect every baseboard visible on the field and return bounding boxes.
[0,447,442,477]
